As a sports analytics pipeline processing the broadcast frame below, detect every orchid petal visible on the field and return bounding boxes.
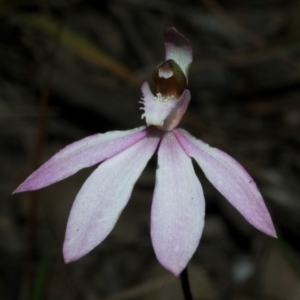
[63,131,161,263]
[140,82,190,131]
[174,129,276,237]
[151,132,205,276]
[14,126,150,193]
[164,27,192,77]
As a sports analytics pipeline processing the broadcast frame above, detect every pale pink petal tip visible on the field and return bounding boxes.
[13,126,149,194]
[151,132,205,276]
[63,132,161,263]
[164,27,193,77]
[174,129,277,238]
[140,82,190,131]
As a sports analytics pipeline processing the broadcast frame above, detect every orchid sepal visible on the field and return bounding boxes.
[14,126,151,193]
[174,128,277,238]
[63,131,162,263]
[164,27,192,79]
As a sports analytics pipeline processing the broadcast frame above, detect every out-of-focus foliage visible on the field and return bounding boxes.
[11,13,136,82]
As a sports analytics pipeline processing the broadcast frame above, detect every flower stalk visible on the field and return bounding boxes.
[180,267,193,300]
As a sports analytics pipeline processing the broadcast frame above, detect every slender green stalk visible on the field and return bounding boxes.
[180,267,193,300]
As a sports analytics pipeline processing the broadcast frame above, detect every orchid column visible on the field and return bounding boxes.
[14,27,276,276]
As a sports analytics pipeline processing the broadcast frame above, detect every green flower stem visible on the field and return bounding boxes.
[180,266,193,300]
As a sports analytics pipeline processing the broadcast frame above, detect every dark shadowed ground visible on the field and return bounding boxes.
[1,0,300,299]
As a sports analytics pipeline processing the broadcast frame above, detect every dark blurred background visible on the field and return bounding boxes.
[1,0,300,299]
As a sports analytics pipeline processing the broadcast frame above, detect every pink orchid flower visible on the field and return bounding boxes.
[14,27,276,276]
